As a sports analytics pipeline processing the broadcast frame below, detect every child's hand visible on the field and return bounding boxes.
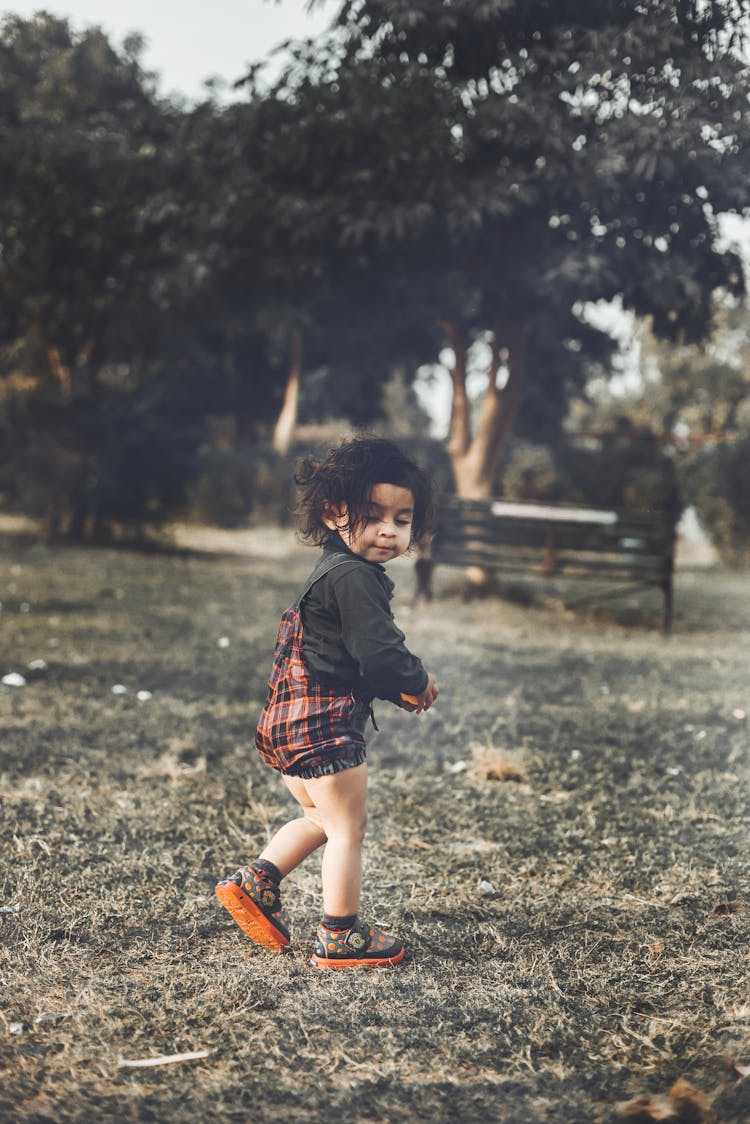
[401,675,438,715]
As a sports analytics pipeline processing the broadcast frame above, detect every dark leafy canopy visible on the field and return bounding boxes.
[0,15,172,381]
[0,15,254,398]
[303,0,750,456]
[212,52,448,426]
[1,20,279,533]
[0,15,223,534]
[325,0,750,340]
[2,4,750,531]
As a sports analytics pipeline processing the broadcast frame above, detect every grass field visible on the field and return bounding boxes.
[1,523,748,1123]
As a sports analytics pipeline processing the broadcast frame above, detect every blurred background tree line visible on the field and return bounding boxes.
[1,0,749,560]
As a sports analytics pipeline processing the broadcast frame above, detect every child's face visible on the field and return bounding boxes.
[324,483,415,563]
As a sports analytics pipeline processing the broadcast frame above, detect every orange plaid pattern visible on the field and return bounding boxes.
[255,555,370,776]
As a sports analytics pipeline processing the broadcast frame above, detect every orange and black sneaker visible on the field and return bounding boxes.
[310,918,405,969]
[215,866,291,952]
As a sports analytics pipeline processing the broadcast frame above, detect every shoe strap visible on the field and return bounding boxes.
[342,924,370,953]
[319,920,372,953]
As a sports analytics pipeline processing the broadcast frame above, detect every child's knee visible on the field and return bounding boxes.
[333,806,367,843]
[352,806,368,839]
[302,806,326,834]
[318,802,367,843]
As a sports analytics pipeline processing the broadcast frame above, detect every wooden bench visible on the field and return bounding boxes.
[415,498,679,630]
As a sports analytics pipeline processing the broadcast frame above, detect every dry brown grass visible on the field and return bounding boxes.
[1,527,748,1122]
[470,740,530,783]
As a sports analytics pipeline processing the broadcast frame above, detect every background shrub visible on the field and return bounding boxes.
[498,434,682,515]
[679,436,750,565]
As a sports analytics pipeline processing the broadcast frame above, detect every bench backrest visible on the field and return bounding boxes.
[431,498,678,580]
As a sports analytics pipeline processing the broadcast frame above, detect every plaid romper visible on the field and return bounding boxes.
[255,554,372,779]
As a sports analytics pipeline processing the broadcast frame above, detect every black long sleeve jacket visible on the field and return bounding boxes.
[299,540,429,701]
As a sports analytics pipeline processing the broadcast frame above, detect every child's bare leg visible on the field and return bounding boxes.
[304,764,368,917]
[256,773,328,876]
[260,764,367,916]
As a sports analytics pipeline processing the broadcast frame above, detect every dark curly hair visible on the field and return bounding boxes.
[295,436,434,549]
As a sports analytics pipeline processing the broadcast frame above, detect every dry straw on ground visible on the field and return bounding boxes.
[1,527,748,1122]
[615,1075,711,1122]
[470,739,530,782]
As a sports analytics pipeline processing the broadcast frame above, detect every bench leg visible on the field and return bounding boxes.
[543,528,556,576]
[414,557,434,604]
[661,574,674,633]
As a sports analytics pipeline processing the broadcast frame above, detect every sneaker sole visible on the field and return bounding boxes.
[310,947,405,970]
[215,881,290,951]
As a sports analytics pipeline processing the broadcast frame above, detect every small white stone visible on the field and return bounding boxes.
[479,880,496,896]
[448,760,467,774]
[569,749,582,762]
[217,636,231,649]
[27,659,47,671]
[111,684,128,696]
[2,673,26,688]
[732,709,746,720]
[136,690,153,702]
[666,766,683,776]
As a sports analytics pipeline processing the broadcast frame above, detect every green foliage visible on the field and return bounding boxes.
[680,436,750,565]
[210,58,445,429]
[499,434,682,514]
[282,0,750,470]
[186,447,294,528]
[0,15,258,538]
[498,443,562,502]
[622,305,750,439]
[0,14,175,372]
[331,0,748,339]
[0,377,204,537]
[570,300,750,558]
[2,4,749,533]
[185,432,453,529]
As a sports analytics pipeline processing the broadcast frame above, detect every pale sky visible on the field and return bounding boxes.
[0,1,338,100]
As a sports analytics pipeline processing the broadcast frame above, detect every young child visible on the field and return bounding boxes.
[216,436,438,969]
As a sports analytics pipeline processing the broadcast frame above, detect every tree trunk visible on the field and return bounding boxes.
[272,328,303,456]
[417,319,526,597]
[45,344,72,397]
[448,319,526,500]
[441,319,526,587]
[437,320,470,460]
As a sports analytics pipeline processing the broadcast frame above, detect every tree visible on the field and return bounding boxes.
[0,16,169,395]
[207,52,446,454]
[570,299,750,561]
[4,5,748,537]
[309,0,750,497]
[0,16,221,536]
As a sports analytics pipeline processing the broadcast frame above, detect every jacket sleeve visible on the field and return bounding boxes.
[330,565,429,697]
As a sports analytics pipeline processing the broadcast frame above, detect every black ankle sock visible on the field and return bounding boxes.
[251,859,282,885]
[322,913,357,931]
